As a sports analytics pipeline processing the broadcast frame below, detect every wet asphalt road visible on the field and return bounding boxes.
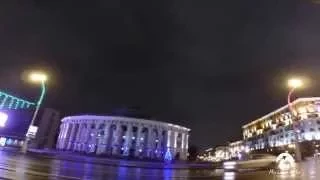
[0,151,319,179]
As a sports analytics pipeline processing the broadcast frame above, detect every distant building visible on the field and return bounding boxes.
[0,91,35,148]
[242,97,320,155]
[31,108,61,149]
[198,146,231,162]
[197,147,215,162]
[214,146,230,161]
[56,115,190,160]
[228,140,245,159]
[200,97,320,162]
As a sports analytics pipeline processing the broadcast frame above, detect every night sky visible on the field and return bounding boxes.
[1,1,320,149]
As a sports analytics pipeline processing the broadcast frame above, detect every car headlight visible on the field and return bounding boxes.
[223,161,236,169]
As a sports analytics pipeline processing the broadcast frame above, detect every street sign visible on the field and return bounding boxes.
[26,125,38,138]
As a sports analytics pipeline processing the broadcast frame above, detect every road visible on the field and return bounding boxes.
[0,151,319,179]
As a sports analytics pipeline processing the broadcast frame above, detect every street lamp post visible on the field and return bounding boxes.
[21,72,47,154]
[287,78,303,162]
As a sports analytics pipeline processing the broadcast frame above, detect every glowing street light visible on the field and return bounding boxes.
[29,72,48,82]
[288,78,303,89]
[21,71,48,154]
[287,77,304,162]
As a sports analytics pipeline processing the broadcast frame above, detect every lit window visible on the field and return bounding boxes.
[298,107,307,114]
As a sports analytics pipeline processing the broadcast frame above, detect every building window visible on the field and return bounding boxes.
[310,128,315,132]
[317,120,320,125]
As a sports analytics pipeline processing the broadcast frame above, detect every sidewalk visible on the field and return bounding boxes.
[27,148,217,169]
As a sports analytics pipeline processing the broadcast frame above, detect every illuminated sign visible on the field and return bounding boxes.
[26,125,38,138]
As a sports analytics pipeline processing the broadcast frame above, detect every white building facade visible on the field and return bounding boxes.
[242,97,320,151]
[56,115,190,160]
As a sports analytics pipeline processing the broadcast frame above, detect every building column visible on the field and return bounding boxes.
[70,123,79,150]
[159,129,167,159]
[173,131,178,156]
[73,123,83,151]
[112,123,121,155]
[106,124,114,154]
[58,123,66,149]
[180,133,186,160]
[123,124,133,156]
[88,123,98,153]
[96,123,110,155]
[135,126,143,157]
[57,123,65,150]
[80,123,89,152]
[104,123,111,153]
[185,134,189,151]
[181,133,185,149]
[63,123,72,150]
[166,129,173,155]
[155,128,162,159]
[67,123,77,150]
[147,127,154,158]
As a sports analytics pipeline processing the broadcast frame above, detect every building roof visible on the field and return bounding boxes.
[229,140,243,146]
[242,97,320,129]
[62,115,191,131]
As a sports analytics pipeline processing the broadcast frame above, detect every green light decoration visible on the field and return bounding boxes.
[38,81,46,106]
[14,100,20,109]
[0,91,35,110]
[20,101,25,109]
[8,98,14,109]
[0,96,8,109]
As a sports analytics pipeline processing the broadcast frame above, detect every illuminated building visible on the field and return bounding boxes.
[214,146,230,161]
[242,97,320,152]
[56,115,190,160]
[0,91,35,148]
[198,148,216,162]
[198,146,231,162]
[0,91,59,150]
[228,140,245,159]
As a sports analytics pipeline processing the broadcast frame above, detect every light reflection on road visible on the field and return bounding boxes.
[0,150,319,179]
[224,172,235,180]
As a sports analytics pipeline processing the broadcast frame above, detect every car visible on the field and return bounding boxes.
[223,154,276,171]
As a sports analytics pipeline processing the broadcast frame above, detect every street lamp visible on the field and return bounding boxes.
[21,72,47,154]
[287,78,303,162]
